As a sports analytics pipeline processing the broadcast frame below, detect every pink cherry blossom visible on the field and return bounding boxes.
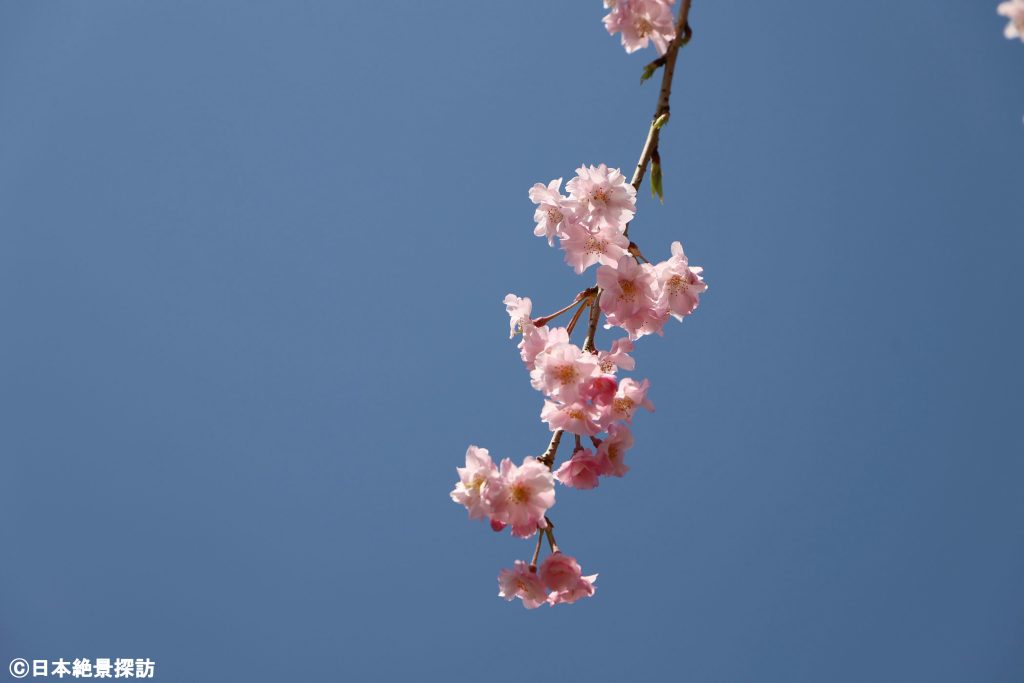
[450,445,498,520]
[598,337,636,373]
[529,178,575,246]
[530,342,599,402]
[539,552,583,592]
[999,0,1024,40]
[504,294,533,339]
[596,423,634,477]
[485,456,556,538]
[498,561,550,609]
[581,374,618,407]
[559,218,629,274]
[549,573,599,605]
[554,448,603,489]
[565,164,636,231]
[597,256,668,339]
[598,255,657,318]
[540,400,603,436]
[655,241,707,321]
[609,377,654,423]
[603,0,677,55]
[519,324,569,371]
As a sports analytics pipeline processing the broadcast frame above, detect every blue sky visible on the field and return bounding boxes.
[1,1,1022,681]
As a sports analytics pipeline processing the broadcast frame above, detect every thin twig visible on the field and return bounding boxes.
[531,529,545,567]
[566,300,589,336]
[534,287,597,327]
[544,525,559,554]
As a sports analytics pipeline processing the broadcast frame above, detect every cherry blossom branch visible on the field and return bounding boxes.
[584,1,693,350]
[626,0,693,237]
[453,0,708,610]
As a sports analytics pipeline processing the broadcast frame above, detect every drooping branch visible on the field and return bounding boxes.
[626,0,694,237]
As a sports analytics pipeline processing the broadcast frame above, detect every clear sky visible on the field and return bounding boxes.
[1,1,1022,681]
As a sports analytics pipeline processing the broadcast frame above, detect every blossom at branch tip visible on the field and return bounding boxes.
[498,561,549,609]
[529,178,574,246]
[541,399,604,436]
[485,456,556,538]
[539,552,584,592]
[554,448,603,489]
[504,294,533,339]
[596,423,634,477]
[450,446,498,520]
[549,573,599,605]
[530,342,600,403]
[498,555,597,608]
[999,0,1024,40]
[654,241,707,321]
[565,164,637,231]
[603,0,677,56]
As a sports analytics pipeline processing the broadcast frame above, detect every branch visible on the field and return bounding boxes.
[626,0,694,237]
[539,429,564,469]
[581,297,603,354]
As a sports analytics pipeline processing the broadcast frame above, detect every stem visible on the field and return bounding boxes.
[544,525,559,554]
[574,434,582,452]
[539,429,563,469]
[581,294,603,354]
[531,529,545,568]
[534,287,597,327]
[566,301,588,336]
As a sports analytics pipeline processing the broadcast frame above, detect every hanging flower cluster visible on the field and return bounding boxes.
[451,0,706,608]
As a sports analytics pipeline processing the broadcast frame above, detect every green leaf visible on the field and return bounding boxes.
[640,62,659,84]
[653,113,670,130]
[651,161,664,203]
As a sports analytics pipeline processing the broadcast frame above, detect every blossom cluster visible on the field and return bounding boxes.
[999,0,1024,41]
[498,554,598,609]
[507,292,653,440]
[451,446,554,539]
[603,0,677,55]
[529,164,707,342]
[451,161,705,608]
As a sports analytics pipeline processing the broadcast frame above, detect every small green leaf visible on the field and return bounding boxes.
[640,63,658,84]
[651,161,664,204]
[653,113,670,130]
